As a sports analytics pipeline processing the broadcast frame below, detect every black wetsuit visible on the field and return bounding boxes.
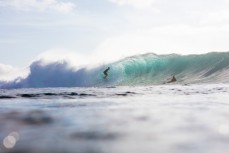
[103,68,110,79]
[167,76,176,83]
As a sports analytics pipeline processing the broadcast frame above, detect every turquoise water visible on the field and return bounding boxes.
[100,52,229,86]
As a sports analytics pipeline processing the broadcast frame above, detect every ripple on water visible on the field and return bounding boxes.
[2,110,53,126]
[70,131,120,141]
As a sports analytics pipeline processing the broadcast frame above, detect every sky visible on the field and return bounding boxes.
[1,0,229,68]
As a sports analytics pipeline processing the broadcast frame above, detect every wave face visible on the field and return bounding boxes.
[1,52,229,88]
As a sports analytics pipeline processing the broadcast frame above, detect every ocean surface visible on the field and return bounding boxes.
[0,52,229,153]
[0,84,229,153]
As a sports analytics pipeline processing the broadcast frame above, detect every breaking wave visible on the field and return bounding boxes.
[1,52,229,88]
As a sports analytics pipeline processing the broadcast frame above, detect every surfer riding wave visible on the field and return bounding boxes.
[103,67,110,79]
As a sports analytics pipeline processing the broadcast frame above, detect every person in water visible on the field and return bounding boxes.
[167,75,177,83]
[103,67,110,79]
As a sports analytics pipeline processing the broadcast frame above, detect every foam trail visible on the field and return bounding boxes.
[1,52,229,89]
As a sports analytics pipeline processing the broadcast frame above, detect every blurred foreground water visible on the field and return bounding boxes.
[0,84,229,153]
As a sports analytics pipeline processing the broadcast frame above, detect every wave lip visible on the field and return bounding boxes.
[1,52,229,89]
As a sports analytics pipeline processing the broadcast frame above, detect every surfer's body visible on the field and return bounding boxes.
[167,75,176,83]
[103,67,110,79]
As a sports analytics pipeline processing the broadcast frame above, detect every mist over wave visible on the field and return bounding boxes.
[1,52,229,88]
[0,60,105,88]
